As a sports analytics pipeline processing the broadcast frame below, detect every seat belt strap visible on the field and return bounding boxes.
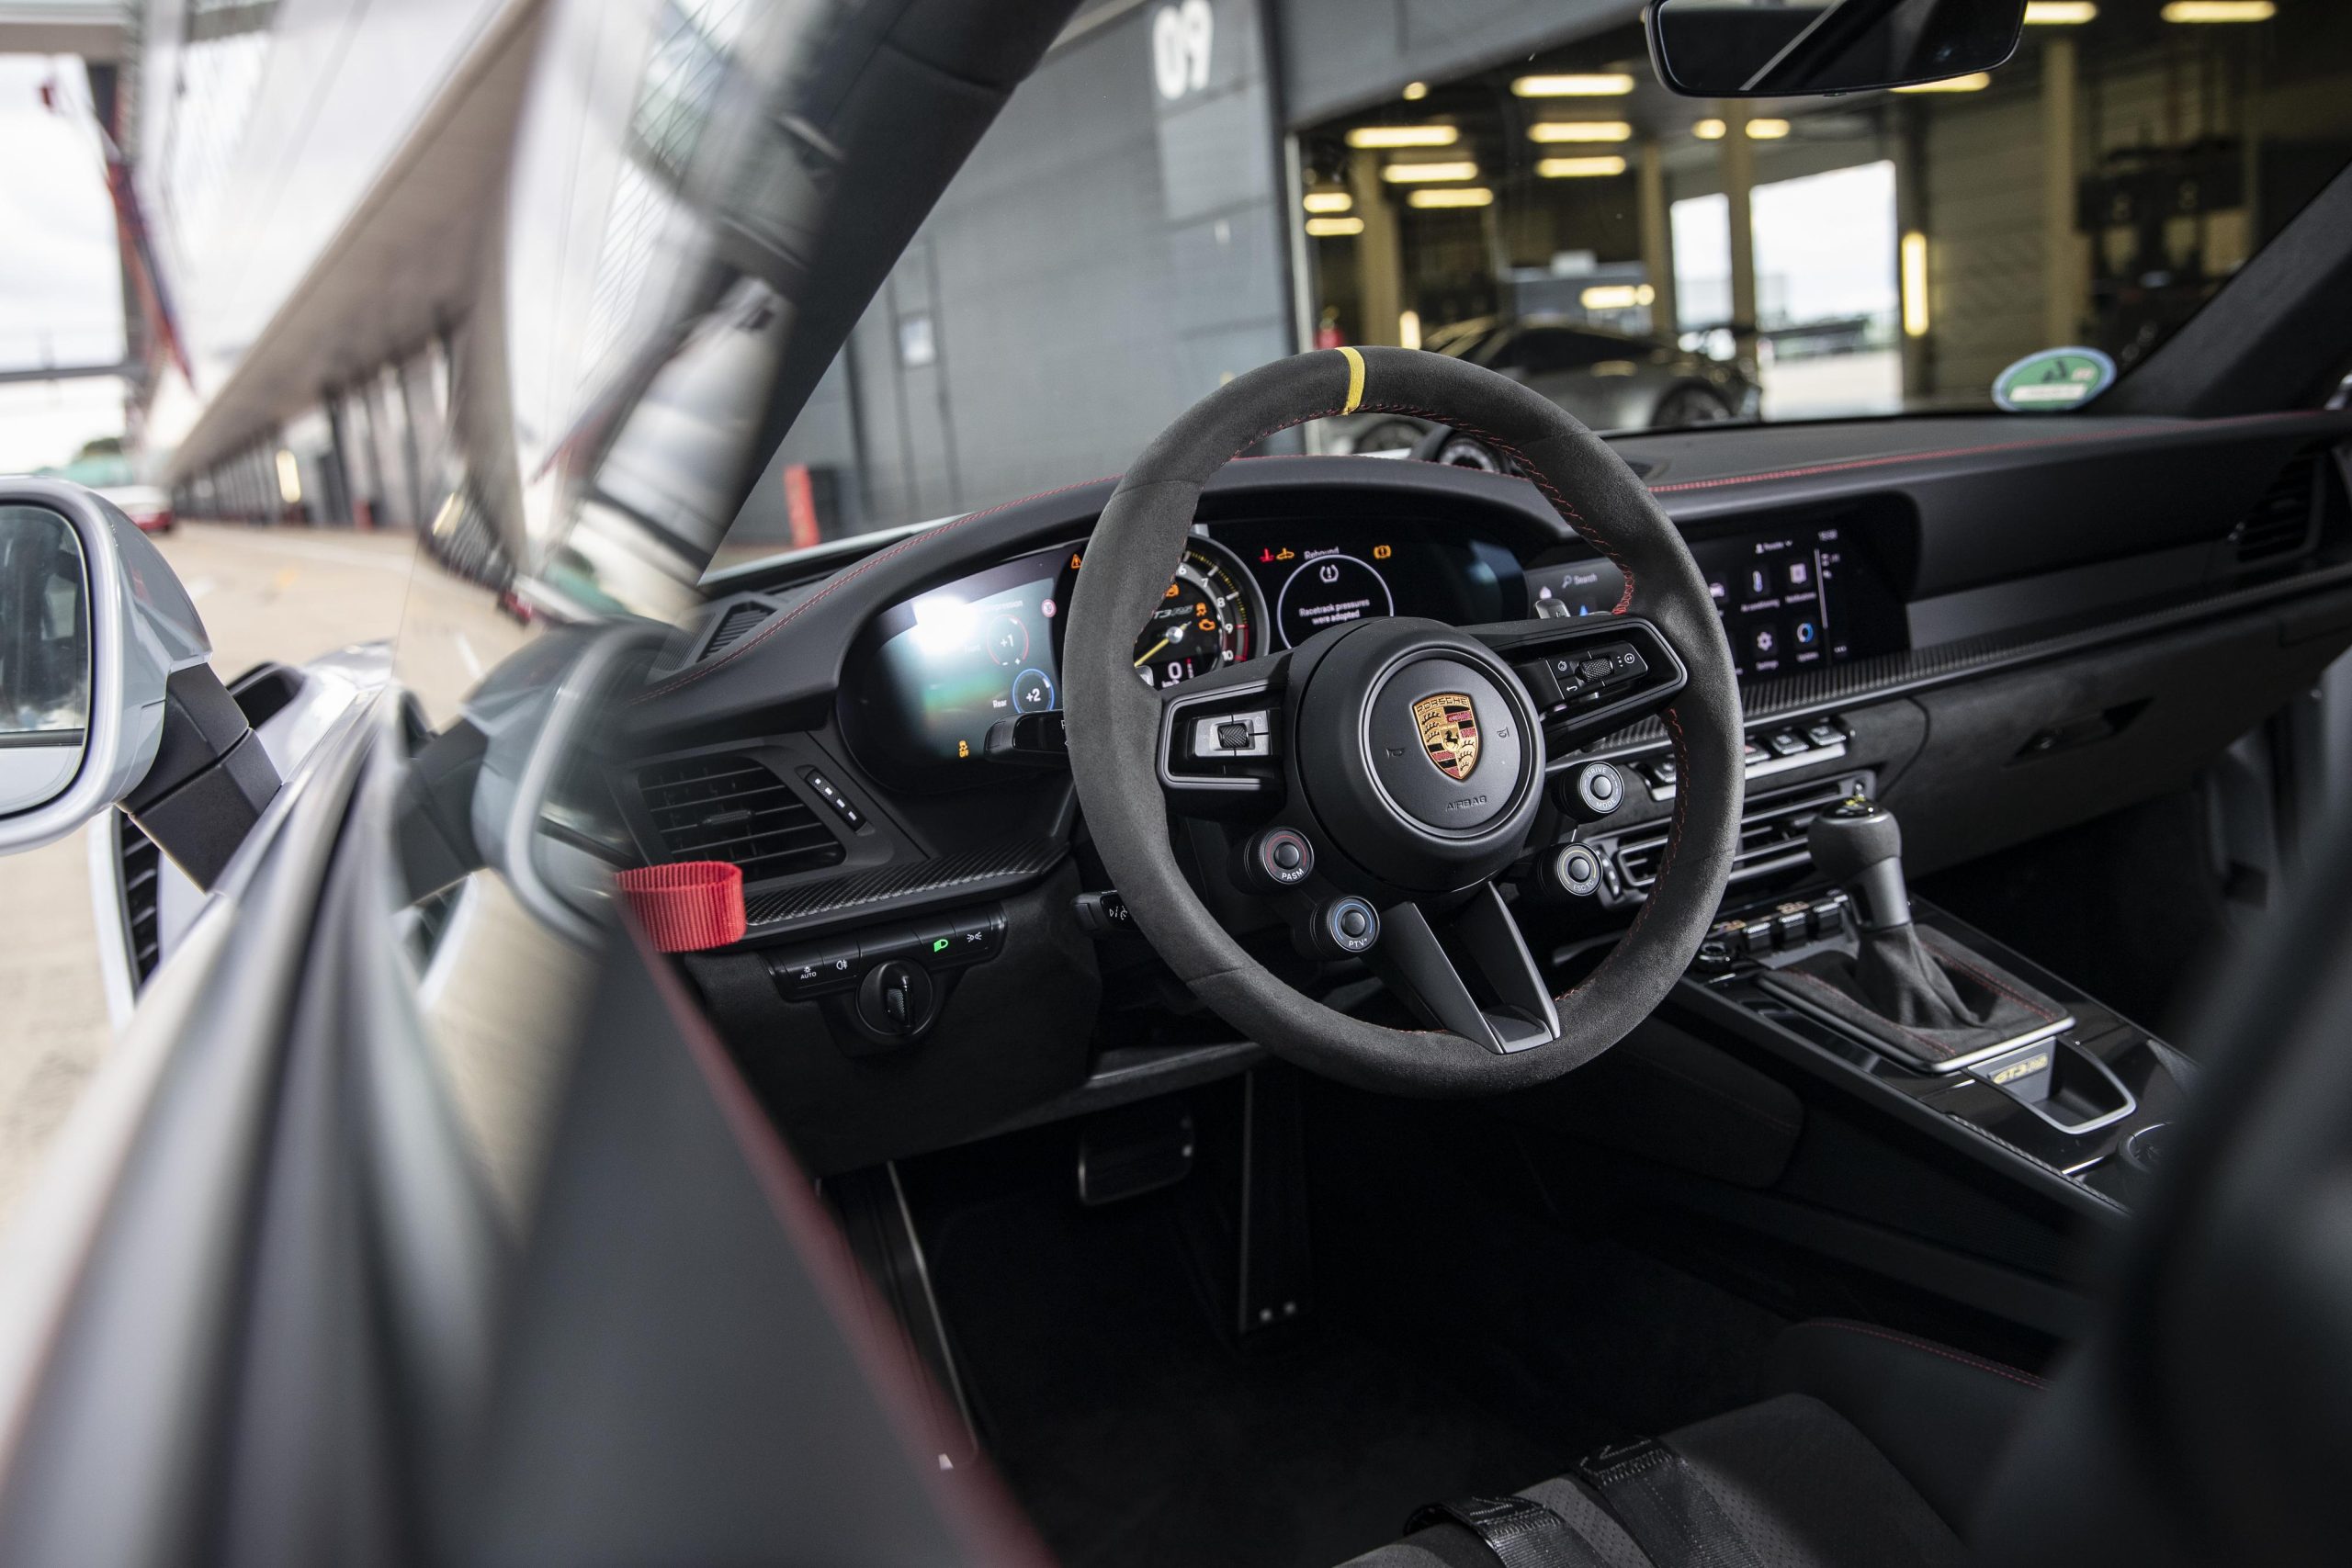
[1403,1495,1623,1568]
[1576,1439,1766,1568]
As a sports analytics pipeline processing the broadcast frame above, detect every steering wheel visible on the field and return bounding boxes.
[1063,348,1744,1094]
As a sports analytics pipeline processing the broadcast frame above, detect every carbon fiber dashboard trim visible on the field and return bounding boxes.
[1592,558,2352,757]
[740,837,1069,937]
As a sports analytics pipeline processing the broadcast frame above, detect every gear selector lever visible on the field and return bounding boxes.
[1762,793,2072,1069]
[1806,795,1912,932]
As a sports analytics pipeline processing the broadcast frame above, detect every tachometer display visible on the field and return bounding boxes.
[1132,541,1260,689]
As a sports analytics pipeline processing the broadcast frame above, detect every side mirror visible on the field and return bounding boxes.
[1645,0,2026,98]
[0,480,211,856]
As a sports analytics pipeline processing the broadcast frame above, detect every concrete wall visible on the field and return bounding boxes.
[786,0,1295,536]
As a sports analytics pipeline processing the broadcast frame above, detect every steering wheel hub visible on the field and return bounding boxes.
[1291,620,1543,893]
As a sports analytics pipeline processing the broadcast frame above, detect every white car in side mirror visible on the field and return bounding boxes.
[0,479,212,858]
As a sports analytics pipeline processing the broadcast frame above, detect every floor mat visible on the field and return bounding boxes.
[925,1185,1604,1568]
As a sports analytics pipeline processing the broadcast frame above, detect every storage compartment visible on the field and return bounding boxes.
[1968,1037,2137,1135]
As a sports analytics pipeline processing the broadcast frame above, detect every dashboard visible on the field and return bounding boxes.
[639,423,2352,1174]
[846,509,1907,778]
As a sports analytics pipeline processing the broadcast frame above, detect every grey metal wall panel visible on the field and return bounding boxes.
[835,0,1293,533]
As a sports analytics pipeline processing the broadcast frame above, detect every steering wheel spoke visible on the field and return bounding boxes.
[1366,883,1560,1054]
[1471,614,1690,757]
[1154,649,1293,807]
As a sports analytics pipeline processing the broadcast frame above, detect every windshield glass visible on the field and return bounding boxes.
[713,0,2352,575]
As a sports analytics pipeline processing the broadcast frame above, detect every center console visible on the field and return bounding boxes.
[1660,795,2186,1215]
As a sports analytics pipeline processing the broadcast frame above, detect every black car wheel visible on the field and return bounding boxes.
[1651,385,1734,428]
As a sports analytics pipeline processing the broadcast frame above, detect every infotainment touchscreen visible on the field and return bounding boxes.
[1524,521,1905,681]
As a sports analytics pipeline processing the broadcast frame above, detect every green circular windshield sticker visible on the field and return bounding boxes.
[1993,347,2117,412]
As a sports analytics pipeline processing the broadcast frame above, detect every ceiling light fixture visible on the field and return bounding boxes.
[1383,160,1480,183]
[1511,73,1636,97]
[1302,190,1353,213]
[2023,2,2097,21]
[2161,2,2275,20]
[1537,155,1629,178]
[1528,121,1633,143]
[1306,216,1365,237]
[1345,125,1460,149]
[1407,186,1496,209]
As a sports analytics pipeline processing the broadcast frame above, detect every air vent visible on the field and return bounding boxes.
[1616,774,1856,891]
[637,752,845,883]
[118,816,162,987]
[2229,454,2322,564]
[701,601,774,660]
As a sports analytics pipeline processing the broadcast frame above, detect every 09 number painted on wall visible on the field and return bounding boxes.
[1152,0,1214,101]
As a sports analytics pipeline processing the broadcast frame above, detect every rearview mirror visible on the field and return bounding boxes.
[0,479,212,857]
[1646,0,2027,98]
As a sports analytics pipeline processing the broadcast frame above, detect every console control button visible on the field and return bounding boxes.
[1806,719,1847,749]
[1645,758,1679,788]
[947,909,1006,960]
[1810,898,1848,937]
[1306,897,1381,958]
[1767,730,1809,758]
[1552,843,1604,897]
[771,941,860,998]
[800,769,867,830]
[1555,761,1624,823]
[1074,889,1135,934]
[857,960,935,1037]
[1238,827,1315,892]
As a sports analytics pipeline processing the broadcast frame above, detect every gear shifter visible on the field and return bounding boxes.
[1754,794,2071,1066]
[1806,795,1912,932]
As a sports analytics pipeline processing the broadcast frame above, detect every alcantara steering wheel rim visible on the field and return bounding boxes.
[1062,347,1745,1095]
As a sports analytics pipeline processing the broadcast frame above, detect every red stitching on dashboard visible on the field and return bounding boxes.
[631,475,1123,704]
[1645,411,2321,495]
[1802,1321,2050,1390]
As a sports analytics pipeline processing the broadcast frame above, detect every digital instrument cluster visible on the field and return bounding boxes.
[852,522,1524,773]
[1524,520,1905,681]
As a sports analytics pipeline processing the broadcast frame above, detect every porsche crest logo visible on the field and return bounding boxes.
[1413,693,1481,782]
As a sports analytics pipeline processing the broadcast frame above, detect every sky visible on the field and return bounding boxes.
[0,54,129,474]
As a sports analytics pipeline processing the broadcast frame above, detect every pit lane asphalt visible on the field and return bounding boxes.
[0,522,534,1233]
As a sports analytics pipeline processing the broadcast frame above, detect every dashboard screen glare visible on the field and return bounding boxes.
[866,551,1062,765]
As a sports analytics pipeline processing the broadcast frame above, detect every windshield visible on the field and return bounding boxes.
[713,1,2352,575]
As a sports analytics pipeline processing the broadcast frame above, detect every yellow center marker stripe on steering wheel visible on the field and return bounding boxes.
[1336,345,1365,414]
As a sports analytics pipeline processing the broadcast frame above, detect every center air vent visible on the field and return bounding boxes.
[637,752,845,883]
[2229,453,2323,564]
[1615,774,1860,893]
[700,600,774,660]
